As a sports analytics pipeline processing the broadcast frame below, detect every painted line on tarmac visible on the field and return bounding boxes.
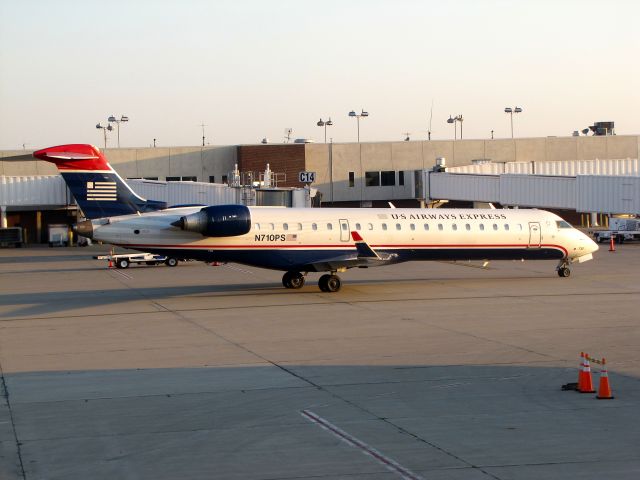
[301,409,424,480]
[222,264,256,275]
[109,269,133,280]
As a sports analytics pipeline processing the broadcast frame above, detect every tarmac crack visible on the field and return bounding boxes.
[0,355,26,479]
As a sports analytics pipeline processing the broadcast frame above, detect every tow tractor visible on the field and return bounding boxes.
[94,252,179,269]
[592,216,640,244]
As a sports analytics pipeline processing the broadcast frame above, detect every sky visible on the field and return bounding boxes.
[0,0,639,149]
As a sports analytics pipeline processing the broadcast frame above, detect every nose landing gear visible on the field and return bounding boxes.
[557,260,571,277]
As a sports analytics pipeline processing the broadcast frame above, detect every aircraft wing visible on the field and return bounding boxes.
[302,231,398,271]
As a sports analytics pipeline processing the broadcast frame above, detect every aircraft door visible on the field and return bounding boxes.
[339,219,350,242]
[528,222,541,248]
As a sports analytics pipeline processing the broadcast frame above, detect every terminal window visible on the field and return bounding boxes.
[398,171,404,186]
[381,171,395,186]
[166,176,180,182]
[209,176,215,183]
[181,176,197,182]
[365,171,380,187]
[348,172,355,187]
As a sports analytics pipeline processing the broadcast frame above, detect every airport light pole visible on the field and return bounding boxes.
[316,117,333,143]
[504,107,522,139]
[348,109,369,143]
[95,123,113,149]
[447,114,463,140]
[108,115,129,148]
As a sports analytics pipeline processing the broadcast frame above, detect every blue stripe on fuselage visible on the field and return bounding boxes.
[111,246,565,271]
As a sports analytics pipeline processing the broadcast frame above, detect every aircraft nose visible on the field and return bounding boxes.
[580,232,599,254]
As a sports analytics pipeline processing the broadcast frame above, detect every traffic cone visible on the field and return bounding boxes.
[596,358,614,399]
[580,353,596,393]
[108,258,113,268]
[609,236,615,252]
[577,352,586,391]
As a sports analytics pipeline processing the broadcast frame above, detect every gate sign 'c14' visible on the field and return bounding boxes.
[299,171,315,183]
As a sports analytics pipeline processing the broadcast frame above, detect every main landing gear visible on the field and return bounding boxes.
[281,271,342,292]
[318,273,341,292]
[282,271,305,289]
[557,260,571,278]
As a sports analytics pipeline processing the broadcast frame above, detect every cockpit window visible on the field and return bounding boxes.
[556,220,572,229]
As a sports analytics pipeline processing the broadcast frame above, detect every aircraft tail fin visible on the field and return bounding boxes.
[33,144,166,219]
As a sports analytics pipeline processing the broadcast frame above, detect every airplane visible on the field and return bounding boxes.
[33,144,599,292]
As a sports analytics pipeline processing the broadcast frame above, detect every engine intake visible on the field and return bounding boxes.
[172,205,251,237]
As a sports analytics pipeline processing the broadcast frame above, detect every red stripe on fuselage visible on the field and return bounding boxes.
[119,243,569,256]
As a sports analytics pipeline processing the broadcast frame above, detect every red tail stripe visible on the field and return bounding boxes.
[33,144,111,171]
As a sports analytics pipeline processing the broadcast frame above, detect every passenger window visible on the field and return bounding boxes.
[504,224,510,231]
[341,223,348,231]
[327,223,333,230]
[465,224,471,231]
[438,224,443,231]
[355,223,361,230]
[312,223,317,231]
[382,223,388,231]
[518,224,523,231]
[283,223,289,231]
[396,223,401,230]
[296,223,302,230]
[268,223,274,230]
[410,224,416,231]
[368,223,373,230]
[254,223,260,230]
[493,224,498,231]
[452,224,458,231]
[480,224,485,231]
[424,224,429,231]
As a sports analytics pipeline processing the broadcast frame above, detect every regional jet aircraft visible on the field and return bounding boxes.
[33,144,599,292]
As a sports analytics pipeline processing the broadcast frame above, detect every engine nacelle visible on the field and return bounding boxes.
[172,205,251,237]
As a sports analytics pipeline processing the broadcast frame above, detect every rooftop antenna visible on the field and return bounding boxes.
[284,128,293,143]
[427,99,434,140]
[402,132,411,141]
[199,122,207,146]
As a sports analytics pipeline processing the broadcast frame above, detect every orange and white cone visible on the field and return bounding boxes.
[577,352,586,391]
[609,236,616,252]
[596,358,614,399]
[580,353,596,393]
[108,258,113,268]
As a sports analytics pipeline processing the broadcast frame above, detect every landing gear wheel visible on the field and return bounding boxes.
[282,271,305,289]
[319,274,341,292]
[557,266,571,278]
[116,258,130,269]
[165,257,178,267]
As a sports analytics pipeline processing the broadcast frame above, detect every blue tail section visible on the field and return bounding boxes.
[59,171,166,219]
[33,144,167,219]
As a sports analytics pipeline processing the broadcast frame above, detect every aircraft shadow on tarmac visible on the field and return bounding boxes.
[0,364,637,480]
[0,270,561,319]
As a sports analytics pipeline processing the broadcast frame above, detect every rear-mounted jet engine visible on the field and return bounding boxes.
[172,205,251,237]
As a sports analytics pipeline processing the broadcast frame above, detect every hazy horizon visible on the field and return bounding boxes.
[1,0,638,150]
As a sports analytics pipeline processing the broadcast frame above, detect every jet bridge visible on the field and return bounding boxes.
[419,158,640,215]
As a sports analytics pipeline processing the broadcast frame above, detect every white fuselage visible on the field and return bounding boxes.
[88,207,598,272]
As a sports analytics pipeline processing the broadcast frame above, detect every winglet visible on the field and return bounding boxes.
[351,231,380,259]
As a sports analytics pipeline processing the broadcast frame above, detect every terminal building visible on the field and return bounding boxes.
[1,133,639,244]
